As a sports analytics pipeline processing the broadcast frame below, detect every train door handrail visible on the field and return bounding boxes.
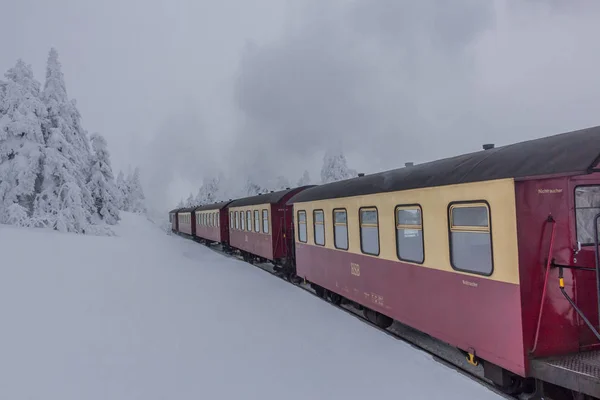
[555,212,600,343]
[531,216,557,354]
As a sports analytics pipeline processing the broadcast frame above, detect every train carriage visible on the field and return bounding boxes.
[288,125,600,397]
[177,207,196,236]
[194,201,233,244]
[228,186,313,268]
[169,208,180,232]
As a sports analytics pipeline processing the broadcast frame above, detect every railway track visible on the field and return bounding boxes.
[184,236,521,399]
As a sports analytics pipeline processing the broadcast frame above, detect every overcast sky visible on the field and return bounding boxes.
[2,0,600,211]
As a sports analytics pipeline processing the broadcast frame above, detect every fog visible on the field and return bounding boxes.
[2,0,600,212]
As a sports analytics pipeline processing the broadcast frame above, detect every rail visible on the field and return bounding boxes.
[556,212,600,343]
[531,216,556,354]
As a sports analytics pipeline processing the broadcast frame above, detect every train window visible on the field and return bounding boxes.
[575,186,600,244]
[449,203,493,276]
[298,211,307,243]
[396,205,424,264]
[313,210,325,246]
[241,211,245,230]
[360,208,379,256]
[333,209,348,250]
[216,213,219,228]
[230,212,233,229]
[262,209,269,234]
[254,210,260,232]
[246,211,252,231]
[235,211,239,230]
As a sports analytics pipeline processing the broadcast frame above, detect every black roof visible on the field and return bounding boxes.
[194,200,233,212]
[289,125,600,204]
[179,207,196,213]
[169,208,181,214]
[229,186,314,208]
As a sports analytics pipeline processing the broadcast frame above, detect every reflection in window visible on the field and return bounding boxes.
[576,186,600,244]
[450,204,492,275]
[313,210,325,245]
[396,206,424,263]
[298,211,307,243]
[333,209,348,250]
[360,208,379,255]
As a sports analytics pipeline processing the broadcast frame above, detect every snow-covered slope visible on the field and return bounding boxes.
[0,213,502,399]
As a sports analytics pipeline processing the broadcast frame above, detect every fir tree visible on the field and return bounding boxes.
[321,150,357,184]
[116,170,129,211]
[88,133,119,224]
[0,59,46,224]
[33,48,92,232]
[297,170,311,186]
[127,167,146,214]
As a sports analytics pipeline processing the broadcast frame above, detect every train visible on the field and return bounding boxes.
[170,125,600,399]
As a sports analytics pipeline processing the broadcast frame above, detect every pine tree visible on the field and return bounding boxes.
[195,176,221,205]
[177,199,185,208]
[185,193,195,208]
[297,170,311,186]
[32,48,93,232]
[321,150,357,184]
[127,167,146,213]
[116,170,129,211]
[0,59,47,224]
[88,133,119,224]
[243,177,262,197]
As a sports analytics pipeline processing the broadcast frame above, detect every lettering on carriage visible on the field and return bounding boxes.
[462,280,478,287]
[370,293,384,307]
[537,188,563,194]
[245,235,248,242]
[351,262,360,276]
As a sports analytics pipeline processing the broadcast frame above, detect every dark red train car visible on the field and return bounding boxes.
[169,208,180,232]
[288,125,600,398]
[177,207,196,236]
[228,187,313,267]
[194,201,233,244]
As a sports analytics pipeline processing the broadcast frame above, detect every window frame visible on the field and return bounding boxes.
[262,209,269,234]
[235,211,239,230]
[254,210,260,233]
[298,210,307,243]
[313,209,325,246]
[574,184,600,246]
[230,211,233,229]
[246,210,252,232]
[395,204,425,264]
[216,212,219,228]
[359,206,380,256]
[332,208,349,250]
[447,200,494,277]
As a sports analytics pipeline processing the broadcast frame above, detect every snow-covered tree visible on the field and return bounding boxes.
[116,170,128,210]
[177,198,185,208]
[127,167,146,213]
[195,176,222,205]
[297,170,311,186]
[185,193,195,208]
[274,175,290,190]
[320,150,357,184]
[33,48,96,232]
[87,133,119,224]
[242,177,262,197]
[0,59,47,224]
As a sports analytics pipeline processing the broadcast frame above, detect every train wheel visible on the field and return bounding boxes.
[329,292,342,306]
[314,286,325,298]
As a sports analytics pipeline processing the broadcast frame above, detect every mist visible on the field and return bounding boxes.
[3,0,600,212]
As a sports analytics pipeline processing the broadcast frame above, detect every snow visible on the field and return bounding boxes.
[0,213,502,400]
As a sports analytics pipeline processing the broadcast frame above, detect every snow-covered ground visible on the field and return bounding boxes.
[0,213,503,400]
